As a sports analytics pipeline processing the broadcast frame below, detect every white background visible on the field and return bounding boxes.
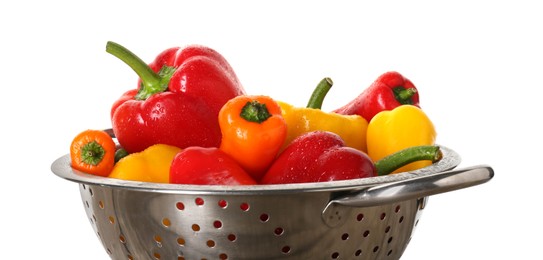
[1,0,540,259]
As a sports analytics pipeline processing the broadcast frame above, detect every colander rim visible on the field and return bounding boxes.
[50,145,460,195]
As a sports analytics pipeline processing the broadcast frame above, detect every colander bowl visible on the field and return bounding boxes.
[51,145,493,259]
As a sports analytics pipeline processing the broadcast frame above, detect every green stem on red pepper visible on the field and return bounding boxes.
[393,87,417,105]
[114,148,129,163]
[375,145,442,176]
[306,77,333,109]
[106,41,175,100]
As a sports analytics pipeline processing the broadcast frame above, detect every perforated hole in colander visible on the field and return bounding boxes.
[154,235,162,247]
[240,202,250,211]
[259,213,269,222]
[281,246,291,254]
[218,199,227,208]
[176,202,185,210]
[356,213,364,221]
[213,220,222,228]
[206,239,215,247]
[191,224,200,232]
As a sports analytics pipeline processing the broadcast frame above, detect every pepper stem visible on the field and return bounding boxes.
[106,41,175,100]
[240,101,271,123]
[81,141,106,166]
[114,148,129,163]
[306,77,333,109]
[393,87,417,105]
[375,145,442,176]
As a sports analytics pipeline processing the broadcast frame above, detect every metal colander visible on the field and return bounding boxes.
[51,146,493,259]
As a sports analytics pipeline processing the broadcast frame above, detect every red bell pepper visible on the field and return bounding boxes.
[333,71,419,122]
[169,147,257,185]
[260,131,377,184]
[107,41,245,153]
[260,131,443,184]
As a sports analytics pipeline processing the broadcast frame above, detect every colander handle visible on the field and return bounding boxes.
[322,165,493,226]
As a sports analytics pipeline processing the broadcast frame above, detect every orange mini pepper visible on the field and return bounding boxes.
[219,95,287,181]
[70,129,116,177]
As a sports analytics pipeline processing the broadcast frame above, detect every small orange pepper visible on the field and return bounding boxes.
[219,95,287,181]
[70,129,116,177]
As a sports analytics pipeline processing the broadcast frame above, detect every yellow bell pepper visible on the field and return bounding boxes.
[108,144,181,183]
[367,105,436,173]
[277,78,368,152]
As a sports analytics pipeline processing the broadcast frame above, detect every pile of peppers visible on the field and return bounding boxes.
[69,42,441,185]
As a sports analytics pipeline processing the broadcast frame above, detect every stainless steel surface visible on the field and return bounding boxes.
[50,146,493,259]
[321,165,493,227]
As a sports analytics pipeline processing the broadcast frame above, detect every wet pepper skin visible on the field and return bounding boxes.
[108,144,182,183]
[260,131,376,184]
[219,95,287,181]
[108,42,245,153]
[367,105,436,173]
[275,78,368,152]
[278,101,368,152]
[170,147,257,185]
[334,71,420,122]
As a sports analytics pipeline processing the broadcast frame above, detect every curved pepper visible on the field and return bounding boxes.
[107,41,245,153]
[70,129,116,177]
[367,105,436,173]
[108,144,181,183]
[219,95,287,181]
[278,78,368,152]
[334,71,420,122]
